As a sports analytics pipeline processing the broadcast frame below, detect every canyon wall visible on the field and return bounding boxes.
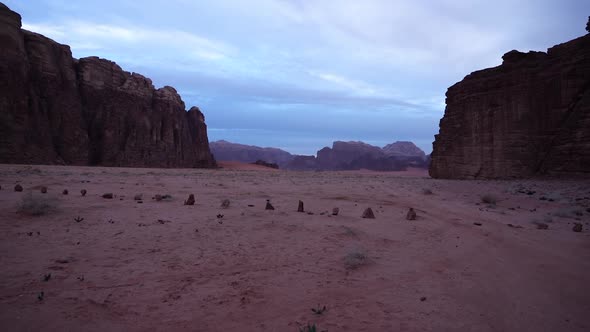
[0,4,216,168]
[430,33,590,178]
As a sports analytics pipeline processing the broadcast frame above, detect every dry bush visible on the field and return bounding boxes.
[17,192,58,216]
[552,207,584,219]
[344,249,369,270]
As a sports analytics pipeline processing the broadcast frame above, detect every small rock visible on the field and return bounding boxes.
[80,189,87,196]
[221,199,230,208]
[134,194,143,201]
[573,223,583,233]
[102,193,113,199]
[332,208,339,216]
[362,207,375,219]
[14,184,23,192]
[154,194,163,201]
[37,292,44,302]
[62,189,68,195]
[184,194,195,205]
[473,222,482,226]
[265,200,275,210]
[297,200,304,213]
[40,186,47,194]
[42,273,51,282]
[420,297,427,302]
[406,208,417,220]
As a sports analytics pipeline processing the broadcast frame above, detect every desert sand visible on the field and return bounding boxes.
[0,164,589,332]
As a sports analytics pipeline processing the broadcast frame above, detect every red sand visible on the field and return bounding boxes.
[0,164,589,331]
[217,161,279,171]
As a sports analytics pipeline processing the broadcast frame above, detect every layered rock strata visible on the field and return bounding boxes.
[430,33,590,178]
[0,4,216,168]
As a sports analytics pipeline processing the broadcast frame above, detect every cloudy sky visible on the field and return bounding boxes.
[6,0,588,155]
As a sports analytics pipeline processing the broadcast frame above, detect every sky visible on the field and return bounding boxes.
[6,0,589,155]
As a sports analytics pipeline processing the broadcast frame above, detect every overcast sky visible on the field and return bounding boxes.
[6,0,589,155]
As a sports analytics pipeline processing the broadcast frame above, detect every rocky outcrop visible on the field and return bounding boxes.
[0,4,216,168]
[210,140,294,167]
[430,33,590,179]
[283,141,427,171]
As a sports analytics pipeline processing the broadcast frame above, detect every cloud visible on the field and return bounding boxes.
[22,20,235,62]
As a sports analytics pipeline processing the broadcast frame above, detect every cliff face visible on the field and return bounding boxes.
[430,33,590,179]
[0,4,216,168]
[209,140,294,167]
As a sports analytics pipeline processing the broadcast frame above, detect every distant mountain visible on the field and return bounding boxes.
[382,141,426,159]
[212,139,428,171]
[210,140,294,167]
[316,141,385,170]
[285,140,428,171]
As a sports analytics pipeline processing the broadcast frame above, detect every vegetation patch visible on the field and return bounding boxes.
[17,192,58,216]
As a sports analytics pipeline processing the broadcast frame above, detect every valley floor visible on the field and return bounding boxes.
[0,164,589,331]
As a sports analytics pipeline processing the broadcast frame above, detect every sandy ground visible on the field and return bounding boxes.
[0,164,589,332]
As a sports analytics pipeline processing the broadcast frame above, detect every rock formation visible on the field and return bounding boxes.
[290,141,428,171]
[430,32,590,179]
[210,140,294,167]
[0,4,216,168]
[382,141,426,159]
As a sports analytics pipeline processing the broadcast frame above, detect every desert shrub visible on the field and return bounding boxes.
[17,192,57,216]
[481,194,497,205]
[341,226,358,237]
[344,249,369,270]
[299,323,322,332]
[552,207,584,219]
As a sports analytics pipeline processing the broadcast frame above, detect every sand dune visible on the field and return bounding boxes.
[0,164,589,331]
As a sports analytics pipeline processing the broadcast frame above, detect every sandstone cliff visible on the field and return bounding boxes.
[430,33,590,179]
[0,4,216,168]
